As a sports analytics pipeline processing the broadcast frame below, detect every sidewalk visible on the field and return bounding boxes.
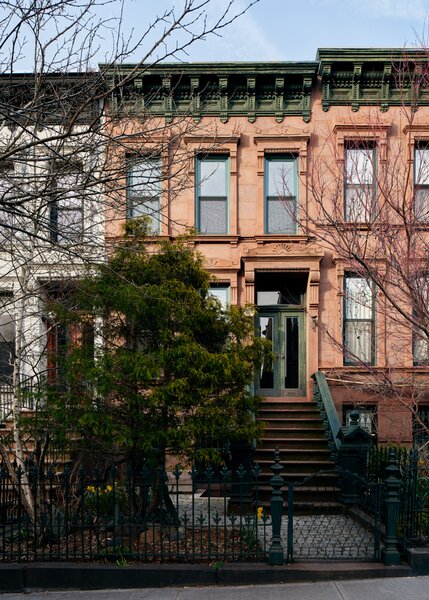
[1,576,429,599]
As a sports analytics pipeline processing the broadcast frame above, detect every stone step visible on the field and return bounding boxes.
[254,449,332,460]
[260,437,329,448]
[259,418,325,428]
[258,406,322,421]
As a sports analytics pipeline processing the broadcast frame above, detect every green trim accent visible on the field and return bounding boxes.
[101,62,318,122]
[313,371,342,451]
[317,49,429,111]
[256,308,306,395]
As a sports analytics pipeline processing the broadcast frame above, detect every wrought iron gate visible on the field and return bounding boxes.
[283,468,383,562]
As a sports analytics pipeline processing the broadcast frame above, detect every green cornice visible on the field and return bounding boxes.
[317,48,429,112]
[316,48,426,62]
[101,62,318,123]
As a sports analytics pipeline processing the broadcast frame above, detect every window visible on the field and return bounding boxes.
[343,406,376,436]
[413,275,429,365]
[0,161,15,242]
[264,156,297,234]
[414,144,429,220]
[413,405,429,446]
[207,285,230,309]
[196,155,229,234]
[0,295,15,385]
[126,156,161,234]
[50,163,84,244]
[345,146,376,222]
[343,276,375,365]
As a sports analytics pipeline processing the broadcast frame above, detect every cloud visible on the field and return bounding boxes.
[314,0,428,20]
[183,0,283,61]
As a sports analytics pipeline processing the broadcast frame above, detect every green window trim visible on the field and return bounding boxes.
[264,155,298,235]
[195,155,230,235]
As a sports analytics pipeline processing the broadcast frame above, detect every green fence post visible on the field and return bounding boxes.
[382,448,401,566]
[268,448,284,565]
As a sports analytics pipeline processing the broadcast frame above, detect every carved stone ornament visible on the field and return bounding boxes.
[204,257,236,268]
[273,243,293,254]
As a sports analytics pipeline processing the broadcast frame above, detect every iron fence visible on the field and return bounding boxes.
[0,461,270,563]
[0,448,425,564]
[367,446,429,549]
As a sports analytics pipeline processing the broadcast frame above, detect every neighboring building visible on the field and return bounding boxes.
[104,49,429,445]
[0,73,105,418]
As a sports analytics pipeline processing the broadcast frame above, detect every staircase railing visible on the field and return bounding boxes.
[312,371,341,460]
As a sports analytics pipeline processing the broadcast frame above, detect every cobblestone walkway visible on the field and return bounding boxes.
[174,494,376,560]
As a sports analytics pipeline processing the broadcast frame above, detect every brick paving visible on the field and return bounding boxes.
[174,493,376,560]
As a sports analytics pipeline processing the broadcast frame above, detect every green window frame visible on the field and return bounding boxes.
[344,145,376,222]
[264,155,298,234]
[126,156,161,234]
[414,144,429,221]
[195,155,229,234]
[343,275,375,366]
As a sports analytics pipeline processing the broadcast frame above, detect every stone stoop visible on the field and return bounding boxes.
[254,396,340,511]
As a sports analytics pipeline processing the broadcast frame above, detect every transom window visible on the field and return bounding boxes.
[414,144,429,221]
[264,156,297,234]
[343,275,375,365]
[196,155,229,234]
[126,156,161,234]
[345,146,376,222]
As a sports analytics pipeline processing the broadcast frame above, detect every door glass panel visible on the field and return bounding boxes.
[285,316,299,388]
[259,316,274,388]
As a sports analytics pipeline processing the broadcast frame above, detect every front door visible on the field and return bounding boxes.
[257,309,305,396]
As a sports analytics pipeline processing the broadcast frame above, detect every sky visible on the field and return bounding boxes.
[5,0,429,71]
[94,0,429,64]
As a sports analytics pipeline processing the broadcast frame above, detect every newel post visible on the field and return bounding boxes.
[382,448,401,566]
[268,448,284,565]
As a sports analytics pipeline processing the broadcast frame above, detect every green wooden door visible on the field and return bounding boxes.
[257,309,305,396]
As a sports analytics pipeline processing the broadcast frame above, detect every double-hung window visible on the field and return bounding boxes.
[414,144,429,221]
[265,156,297,234]
[196,155,229,234]
[0,294,15,385]
[345,146,376,222]
[126,156,161,234]
[413,275,429,365]
[50,162,84,244]
[343,275,375,365]
[0,161,15,242]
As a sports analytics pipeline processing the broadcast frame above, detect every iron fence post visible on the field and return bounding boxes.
[338,409,372,505]
[286,484,294,563]
[382,448,401,566]
[268,448,284,565]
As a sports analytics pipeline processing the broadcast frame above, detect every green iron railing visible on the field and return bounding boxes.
[312,371,342,457]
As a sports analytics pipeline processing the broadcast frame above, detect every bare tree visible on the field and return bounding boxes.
[288,51,429,446]
[0,0,259,523]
